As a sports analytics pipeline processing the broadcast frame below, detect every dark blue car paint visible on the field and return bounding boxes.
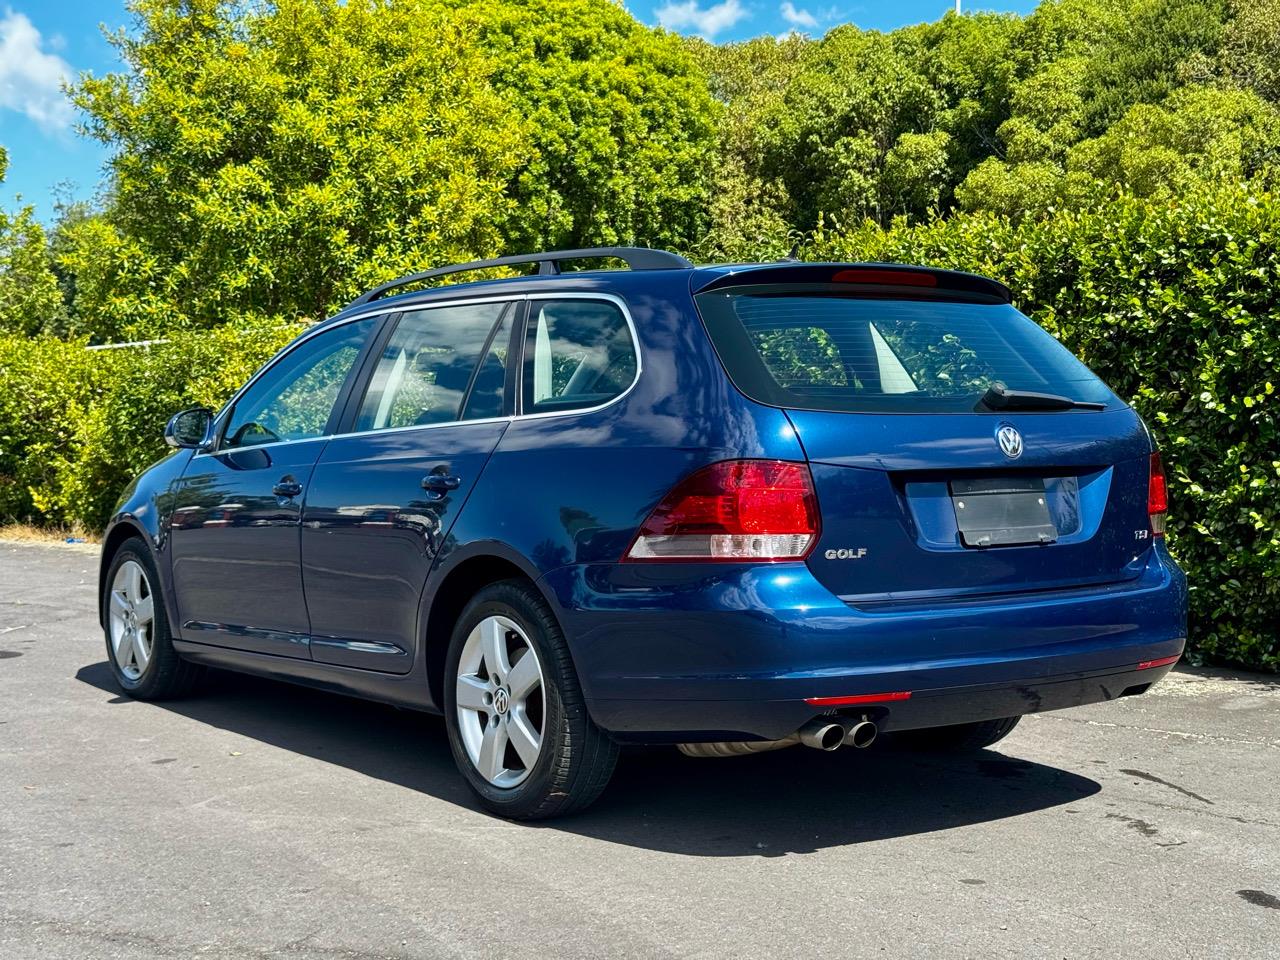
[301,419,511,672]
[100,264,1187,742]
[542,544,1183,740]
[169,437,332,657]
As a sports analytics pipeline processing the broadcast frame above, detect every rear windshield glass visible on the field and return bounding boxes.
[695,288,1115,413]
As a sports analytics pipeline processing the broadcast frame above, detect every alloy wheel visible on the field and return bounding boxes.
[108,559,155,681]
[455,615,546,788]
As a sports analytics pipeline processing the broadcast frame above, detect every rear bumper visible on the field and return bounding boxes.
[580,661,1181,742]
[539,545,1187,742]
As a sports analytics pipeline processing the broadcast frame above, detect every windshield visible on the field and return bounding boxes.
[695,288,1116,414]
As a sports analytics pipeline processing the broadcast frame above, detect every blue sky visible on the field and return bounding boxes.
[0,0,1039,223]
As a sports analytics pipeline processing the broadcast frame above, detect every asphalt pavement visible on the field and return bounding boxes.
[1,539,1277,959]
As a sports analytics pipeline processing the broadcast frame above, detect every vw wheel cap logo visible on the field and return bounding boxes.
[492,687,510,715]
[996,424,1023,459]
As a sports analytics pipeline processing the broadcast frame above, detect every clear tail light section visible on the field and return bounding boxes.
[623,460,820,562]
[1148,451,1168,537]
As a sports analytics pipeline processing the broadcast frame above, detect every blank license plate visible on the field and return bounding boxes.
[950,477,1057,548]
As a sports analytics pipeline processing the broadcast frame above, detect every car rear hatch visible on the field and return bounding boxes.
[693,263,1156,604]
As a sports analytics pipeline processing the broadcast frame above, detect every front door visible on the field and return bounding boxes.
[301,300,518,672]
[169,316,380,657]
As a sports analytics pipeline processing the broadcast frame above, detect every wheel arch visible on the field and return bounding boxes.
[420,543,562,710]
[98,518,154,627]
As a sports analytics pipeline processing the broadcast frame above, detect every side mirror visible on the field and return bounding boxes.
[164,407,214,450]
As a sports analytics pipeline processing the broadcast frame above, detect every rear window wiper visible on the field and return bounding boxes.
[979,382,1106,412]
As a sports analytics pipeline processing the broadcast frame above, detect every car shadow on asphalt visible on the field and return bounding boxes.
[77,660,1101,856]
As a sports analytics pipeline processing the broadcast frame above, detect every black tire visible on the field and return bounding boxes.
[443,580,618,820]
[102,538,202,700]
[894,715,1022,752]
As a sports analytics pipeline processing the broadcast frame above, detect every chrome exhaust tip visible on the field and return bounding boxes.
[841,719,878,749]
[798,719,845,751]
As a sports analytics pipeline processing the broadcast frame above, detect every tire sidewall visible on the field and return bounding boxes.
[442,583,573,816]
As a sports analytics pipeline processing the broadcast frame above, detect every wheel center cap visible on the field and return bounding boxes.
[493,687,510,715]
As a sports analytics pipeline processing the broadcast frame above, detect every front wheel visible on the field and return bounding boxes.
[443,580,618,820]
[103,538,202,699]
[893,716,1022,752]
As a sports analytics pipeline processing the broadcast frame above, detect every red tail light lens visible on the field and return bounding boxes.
[1148,451,1168,537]
[623,460,820,562]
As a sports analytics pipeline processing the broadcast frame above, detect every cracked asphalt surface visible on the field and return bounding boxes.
[1,540,1277,959]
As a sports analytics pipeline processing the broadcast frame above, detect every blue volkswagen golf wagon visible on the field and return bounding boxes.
[100,248,1187,819]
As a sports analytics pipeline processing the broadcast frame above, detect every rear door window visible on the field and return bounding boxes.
[521,298,638,414]
[695,288,1115,413]
[355,301,514,431]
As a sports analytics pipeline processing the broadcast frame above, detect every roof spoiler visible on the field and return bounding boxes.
[692,262,1012,303]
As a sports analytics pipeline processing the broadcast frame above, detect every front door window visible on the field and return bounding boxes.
[222,318,377,449]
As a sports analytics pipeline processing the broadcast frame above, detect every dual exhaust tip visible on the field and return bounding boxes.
[798,716,877,752]
[675,716,878,759]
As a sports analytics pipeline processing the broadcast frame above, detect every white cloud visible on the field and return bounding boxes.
[0,10,74,132]
[779,2,818,28]
[656,0,751,39]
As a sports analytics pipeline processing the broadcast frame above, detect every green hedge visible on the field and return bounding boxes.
[806,182,1279,670]
[0,323,303,530]
[0,183,1275,670]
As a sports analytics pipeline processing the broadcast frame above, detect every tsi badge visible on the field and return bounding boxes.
[825,547,868,561]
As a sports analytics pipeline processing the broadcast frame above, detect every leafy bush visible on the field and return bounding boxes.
[0,322,302,529]
[806,182,1279,670]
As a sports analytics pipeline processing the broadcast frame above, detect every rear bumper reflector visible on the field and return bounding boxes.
[804,691,913,707]
[1136,654,1181,671]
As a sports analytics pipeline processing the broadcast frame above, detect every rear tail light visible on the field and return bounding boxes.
[1148,451,1168,537]
[623,460,819,562]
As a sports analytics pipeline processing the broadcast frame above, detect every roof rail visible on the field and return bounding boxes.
[345,246,694,309]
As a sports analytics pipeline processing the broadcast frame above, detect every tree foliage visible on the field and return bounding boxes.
[693,0,1279,239]
[684,34,811,261]
[1215,0,1280,104]
[66,0,716,338]
[446,0,718,254]
[0,148,65,337]
[45,0,1280,327]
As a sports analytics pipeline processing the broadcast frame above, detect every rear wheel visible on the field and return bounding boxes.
[894,716,1021,752]
[444,580,618,820]
[103,538,202,699]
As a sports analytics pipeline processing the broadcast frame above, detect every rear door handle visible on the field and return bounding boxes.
[421,474,462,493]
[273,479,303,499]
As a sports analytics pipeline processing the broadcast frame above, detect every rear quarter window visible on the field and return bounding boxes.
[695,287,1115,413]
[522,298,638,414]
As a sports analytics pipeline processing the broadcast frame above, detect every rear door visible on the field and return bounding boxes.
[300,299,519,672]
[695,274,1153,604]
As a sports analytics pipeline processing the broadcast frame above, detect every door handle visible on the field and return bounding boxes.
[273,479,303,499]
[421,474,462,493]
